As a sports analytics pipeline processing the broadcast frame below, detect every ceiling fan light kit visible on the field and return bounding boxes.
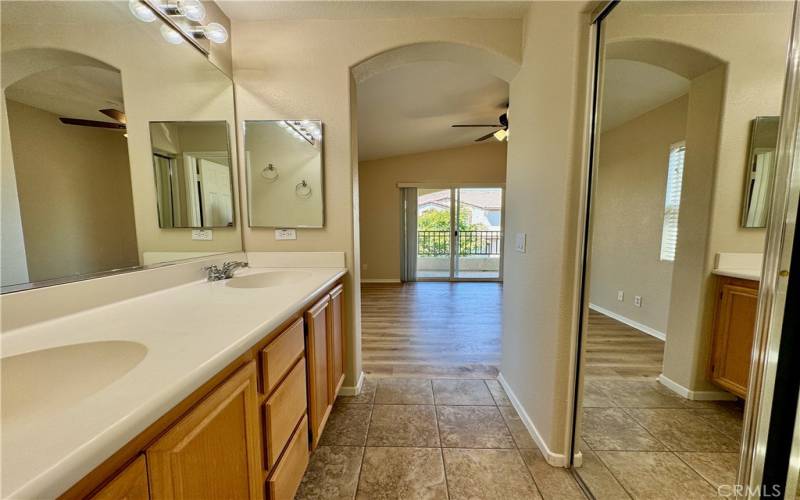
[452,110,509,142]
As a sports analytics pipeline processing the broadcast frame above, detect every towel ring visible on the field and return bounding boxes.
[295,180,312,199]
[261,163,279,182]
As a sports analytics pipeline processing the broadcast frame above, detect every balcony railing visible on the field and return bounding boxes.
[417,230,502,256]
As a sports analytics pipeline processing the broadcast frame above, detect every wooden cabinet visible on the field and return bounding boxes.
[146,362,262,500]
[90,456,149,500]
[265,416,309,500]
[710,276,759,398]
[305,295,332,449]
[328,284,346,401]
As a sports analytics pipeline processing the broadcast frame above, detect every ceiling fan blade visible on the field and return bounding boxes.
[59,117,126,130]
[475,131,496,142]
[100,108,127,124]
[452,124,501,128]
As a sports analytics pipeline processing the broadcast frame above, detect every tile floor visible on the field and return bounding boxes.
[296,377,588,500]
[575,311,745,499]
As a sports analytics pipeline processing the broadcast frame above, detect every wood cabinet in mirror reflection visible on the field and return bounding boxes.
[67,280,346,500]
[710,276,759,398]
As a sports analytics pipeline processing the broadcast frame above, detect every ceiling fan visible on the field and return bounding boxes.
[59,108,127,130]
[451,110,509,142]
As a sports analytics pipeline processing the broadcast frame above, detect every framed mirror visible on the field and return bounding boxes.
[0,1,240,293]
[742,116,780,228]
[244,120,324,228]
[149,121,234,228]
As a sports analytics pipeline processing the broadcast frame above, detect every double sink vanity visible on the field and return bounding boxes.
[1,257,348,499]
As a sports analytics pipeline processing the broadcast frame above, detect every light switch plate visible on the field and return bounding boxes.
[275,229,297,240]
[515,233,527,253]
[617,290,624,302]
[191,229,213,241]
[634,295,642,307]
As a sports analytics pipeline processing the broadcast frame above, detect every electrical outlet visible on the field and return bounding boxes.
[634,295,642,307]
[191,229,212,241]
[617,290,624,302]
[274,229,297,240]
[515,233,527,253]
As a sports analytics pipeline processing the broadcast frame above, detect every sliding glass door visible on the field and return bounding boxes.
[415,187,503,281]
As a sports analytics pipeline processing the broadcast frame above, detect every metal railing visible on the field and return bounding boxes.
[417,230,502,256]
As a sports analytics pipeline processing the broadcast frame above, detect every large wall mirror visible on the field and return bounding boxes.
[742,116,779,228]
[244,120,324,228]
[1,1,240,293]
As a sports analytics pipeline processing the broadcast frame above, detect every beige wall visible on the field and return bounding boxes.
[6,100,139,282]
[231,16,523,386]
[590,95,688,334]
[359,142,507,281]
[604,3,793,392]
[501,2,591,460]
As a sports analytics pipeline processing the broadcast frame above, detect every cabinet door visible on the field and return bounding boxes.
[305,295,331,449]
[91,456,149,500]
[328,284,345,401]
[711,280,758,398]
[146,362,262,500]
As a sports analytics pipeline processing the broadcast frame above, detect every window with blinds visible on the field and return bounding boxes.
[660,141,686,261]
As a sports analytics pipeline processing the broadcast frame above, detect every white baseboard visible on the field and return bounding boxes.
[338,371,365,396]
[657,373,737,401]
[498,373,573,467]
[360,278,401,284]
[588,303,666,341]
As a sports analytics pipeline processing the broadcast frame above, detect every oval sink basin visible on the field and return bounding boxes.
[1,341,147,420]
[225,270,312,289]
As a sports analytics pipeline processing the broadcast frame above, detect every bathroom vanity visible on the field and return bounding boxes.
[1,266,347,500]
[709,254,762,399]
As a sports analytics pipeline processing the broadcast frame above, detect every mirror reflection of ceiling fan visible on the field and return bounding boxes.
[451,106,509,142]
[59,109,127,130]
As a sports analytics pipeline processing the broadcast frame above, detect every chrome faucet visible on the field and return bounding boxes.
[205,261,248,281]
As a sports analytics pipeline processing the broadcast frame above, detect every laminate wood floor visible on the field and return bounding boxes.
[361,282,501,378]
[583,309,666,380]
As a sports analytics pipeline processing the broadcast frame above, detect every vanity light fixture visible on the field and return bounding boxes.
[129,0,157,22]
[280,120,320,147]
[160,24,185,44]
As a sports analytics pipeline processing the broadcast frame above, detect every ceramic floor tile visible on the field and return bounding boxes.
[356,447,447,500]
[574,443,631,500]
[626,408,739,452]
[443,448,542,499]
[597,451,718,499]
[582,379,616,408]
[581,408,664,451]
[374,378,434,404]
[520,449,586,500]
[437,405,515,448]
[692,405,744,443]
[296,446,364,500]
[367,404,440,447]
[485,379,512,406]
[432,379,495,405]
[499,405,536,449]
[319,404,372,446]
[337,378,376,405]
[677,452,739,490]
[596,379,686,408]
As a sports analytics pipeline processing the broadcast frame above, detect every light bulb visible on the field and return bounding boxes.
[202,22,228,44]
[129,0,157,22]
[177,0,205,21]
[160,24,185,44]
[493,129,507,142]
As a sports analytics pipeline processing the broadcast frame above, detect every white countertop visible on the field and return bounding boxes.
[711,268,761,281]
[1,267,346,499]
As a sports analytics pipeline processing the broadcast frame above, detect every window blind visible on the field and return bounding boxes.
[660,142,686,261]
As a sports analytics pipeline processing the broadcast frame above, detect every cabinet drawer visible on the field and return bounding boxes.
[263,359,307,470]
[90,455,149,500]
[261,318,305,395]
[266,415,309,500]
